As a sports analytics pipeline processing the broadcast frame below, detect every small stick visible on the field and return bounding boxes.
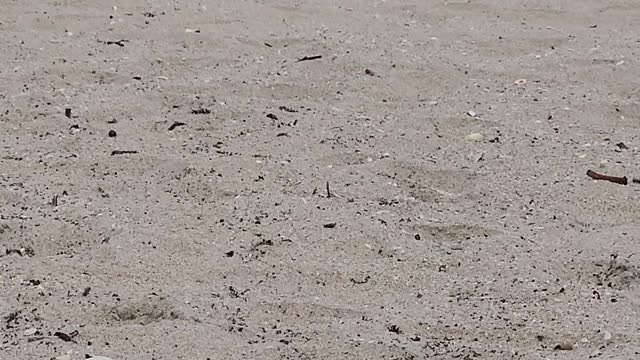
[326,181,331,198]
[297,55,322,62]
[586,169,628,185]
[111,150,138,156]
[168,121,186,131]
[51,195,58,207]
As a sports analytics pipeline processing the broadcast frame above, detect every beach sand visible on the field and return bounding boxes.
[1,1,640,359]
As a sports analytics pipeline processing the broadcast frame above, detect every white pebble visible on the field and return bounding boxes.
[465,133,484,141]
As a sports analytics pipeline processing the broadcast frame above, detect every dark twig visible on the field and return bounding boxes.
[297,55,322,62]
[111,150,138,156]
[350,275,370,285]
[103,39,128,47]
[586,170,628,185]
[326,181,331,198]
[168,121,186,131]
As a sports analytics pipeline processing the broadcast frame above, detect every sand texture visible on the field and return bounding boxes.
[2,1,640,359]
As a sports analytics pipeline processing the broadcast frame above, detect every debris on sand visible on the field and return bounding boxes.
[297,55,322,62]
[586,169,628,185]
[102,39,128,47]
[168,122,186,131]
[111,150,138,156]
[553,342,574,351]
[54,330,78,342]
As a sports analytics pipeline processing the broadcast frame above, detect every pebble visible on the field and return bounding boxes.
[603,331,612,341]
[554,342,574,351]
[514,78,527,85]
[465,133,484,141]
[466,110,477,117]
[108,130,117,138]
[23,328,37,336]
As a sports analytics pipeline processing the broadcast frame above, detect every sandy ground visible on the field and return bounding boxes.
[2,1,640,359]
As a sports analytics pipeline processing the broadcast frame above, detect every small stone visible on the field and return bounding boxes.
[466,110,477,117]
[108,130,117,137]
[514,78,527,85]
[603,331,612,341]
[553,342,574,351]
[23,328,37,336]
[465,133,484,141]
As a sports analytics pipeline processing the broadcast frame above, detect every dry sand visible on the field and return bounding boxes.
[2,1,640,359]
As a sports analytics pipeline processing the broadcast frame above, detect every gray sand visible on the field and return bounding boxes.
[1,1,640,359]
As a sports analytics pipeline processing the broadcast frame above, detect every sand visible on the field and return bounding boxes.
[2,1,640,359]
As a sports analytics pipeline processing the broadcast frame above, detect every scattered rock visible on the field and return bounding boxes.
[615,142,628,150]
[6,247,35,257]
[108,130,117,137]
[466,110,477,117]
[191,108,211,115]
[387,324,402,334]
[54,330,78,342]
[603,331,612,341]
[553,342,574,351]
[23,328,37,336]
[514,78,527,85]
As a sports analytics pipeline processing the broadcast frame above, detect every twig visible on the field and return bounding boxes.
[168,121,186,131]
[297,55,322,62]
[586,169,628,185]
[111,150,138,156]
[102,39,128,47]
[350,275,370,285]
[326,181,331,198]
